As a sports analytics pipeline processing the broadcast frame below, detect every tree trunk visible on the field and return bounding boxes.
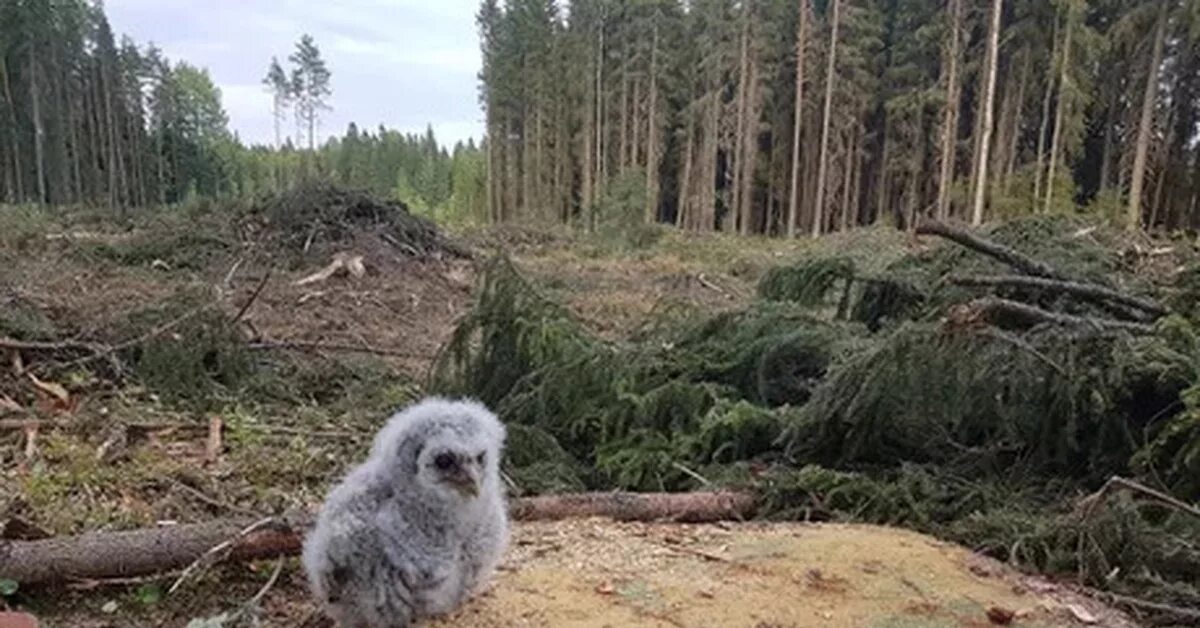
[813,0,841,237]
[1127,0,1168,231]
[875,116,892,224]
[30,44,48,204]
[618,67,630,172]
[677,108,695,229]
[644,20,660,225]
[701,93,719,231]
[1,55,24,202]
[1003,51,1031,194]
[1098,93,1116,194]
[0,492,757,586]
[732,2,751,234]
[970,0,1003,226]
[1032,16,1059,211]
[593,24,605,218]
[787,0,810,238]
[936,0,963,221]
[1044,11,1073,213]
[739,55,759,235]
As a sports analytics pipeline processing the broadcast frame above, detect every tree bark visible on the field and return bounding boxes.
[970,0,1003,226]
[1,55,24,202]
[1127,0,1168,231]
[936,0,963,221]
[1044,9,1073,213]
[1002,51,1031,194]
[733,2,752,234]
[0,491,757,586]
[948,274,1165,319]
[916,218,1067,280]
[1032,15,1059,210]
[30,42,48,205]
[644,20,660,225]
[787,0,810,237]
[813,0,841,237]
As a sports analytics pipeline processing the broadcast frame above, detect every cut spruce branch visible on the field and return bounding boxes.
[247,339,427,360]
[949,275,1166,319]
[0,491,756,586]
[916,219,1068,280]
[968,297,1154,333]
[1077,476,1200,521]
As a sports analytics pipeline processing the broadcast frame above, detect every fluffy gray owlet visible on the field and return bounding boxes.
[302,397,509,628]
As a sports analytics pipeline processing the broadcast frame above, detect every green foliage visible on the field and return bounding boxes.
[591,170,662,251]
[79,232,233,270]
[0,578,17,597]
[435,215,1200,607]
[757,257,855,307]
[124,295,251,409]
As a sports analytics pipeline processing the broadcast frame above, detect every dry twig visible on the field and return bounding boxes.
[1077,476,1200,521]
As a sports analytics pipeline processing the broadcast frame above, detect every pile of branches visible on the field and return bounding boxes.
[430,215,1200,622]
[244,182,470,260]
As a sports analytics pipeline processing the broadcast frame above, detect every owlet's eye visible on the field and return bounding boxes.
[434,453,455,470]
[475,452,486,465]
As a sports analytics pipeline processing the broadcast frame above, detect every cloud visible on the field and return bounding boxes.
[105,0,483,149]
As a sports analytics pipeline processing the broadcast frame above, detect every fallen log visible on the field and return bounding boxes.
[916,219,1067,280]
[0,491,755,586]
[969,297,1154,334]
[949,274,1166,319]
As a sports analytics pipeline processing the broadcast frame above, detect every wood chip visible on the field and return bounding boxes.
[1066,603,1098,624]
[204,416,224,464]
[27,373,69,404]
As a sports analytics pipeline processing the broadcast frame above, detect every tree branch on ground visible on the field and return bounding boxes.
[916,219,1068,279]
[949,275,1166,320]
[967,298,1153,333]
[0,491,756,586]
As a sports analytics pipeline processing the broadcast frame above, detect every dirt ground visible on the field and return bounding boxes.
[0,214,1139,627]
[428,520,1134,628]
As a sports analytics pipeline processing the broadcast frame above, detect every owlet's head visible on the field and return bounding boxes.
[372,398,505,503]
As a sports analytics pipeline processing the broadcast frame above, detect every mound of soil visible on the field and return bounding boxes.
[429,520,1134,628]
[247,183,470,260]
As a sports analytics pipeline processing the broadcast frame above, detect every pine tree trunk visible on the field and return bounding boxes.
[1098,94,1116,193]
[787,0,809,238]
[970,0,1003,226]
[30,44,48,204]
[644,21,659,225]
[701,93,719,232]
[875,116,891,224]
[840,127,853,232]
[733,2,751,234]
[936,0,963,220]
[1127,1,1168,231]
[813,0,840,237]
[618,68,630,172]
[593,25,605,215]
[1032,16,1059,210]
[738,51,759,235]
[677,109,695,229]
[1,55,24,202]
[1002,52,1031,194]
[1044,13,1072,213]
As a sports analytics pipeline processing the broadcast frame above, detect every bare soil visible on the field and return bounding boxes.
[1,216,1138,627]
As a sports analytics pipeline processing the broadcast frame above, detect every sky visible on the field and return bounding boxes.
[106,0,484,149]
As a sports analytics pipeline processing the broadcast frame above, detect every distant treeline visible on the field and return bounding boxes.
[478,0,1200,233]
[0,1,486,222]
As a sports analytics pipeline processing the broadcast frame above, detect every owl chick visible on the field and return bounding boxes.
[302,397,508,628]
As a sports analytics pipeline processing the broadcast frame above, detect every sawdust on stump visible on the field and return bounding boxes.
[425,519,1134,628]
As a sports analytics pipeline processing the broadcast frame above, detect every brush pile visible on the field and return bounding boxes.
[432,215,1200,624]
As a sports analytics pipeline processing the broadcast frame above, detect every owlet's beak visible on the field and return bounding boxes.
[448,467,479,498]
